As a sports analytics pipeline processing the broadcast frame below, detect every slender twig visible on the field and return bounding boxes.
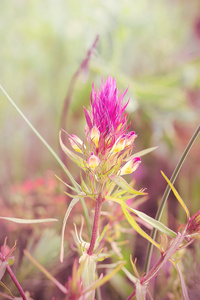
[6,265,27,300]
[60,35,99,165]
[144,124,200,273]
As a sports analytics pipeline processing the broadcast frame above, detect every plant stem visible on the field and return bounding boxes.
[87,196,103,255]
[6,265,27,300]
[144,124,200,274]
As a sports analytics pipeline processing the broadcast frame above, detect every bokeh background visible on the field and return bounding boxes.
[0,0,200,299]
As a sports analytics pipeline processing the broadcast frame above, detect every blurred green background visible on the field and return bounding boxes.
[0,0,200,298]
[1,0,200,214]
[1,0,200,210]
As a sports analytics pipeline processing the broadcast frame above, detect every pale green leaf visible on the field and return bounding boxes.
[55,174,80,193]
[60,197,80,262]
[24,250,67,294]
[121,205,161,250]
[0,217,58,224]
[128,146,158,161]
[0,281,15,298]
[0,85,78,190]
[122,267,138,284]
[59,131,86,169]
[110,175,147,195]
[127,205,177,238]
[84,261,126,293]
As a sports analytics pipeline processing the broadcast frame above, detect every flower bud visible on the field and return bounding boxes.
[69,135,83,153]
[126,131,137,148]
[120,157,141,175]
[87,152,100,169]
[90,126,100,148]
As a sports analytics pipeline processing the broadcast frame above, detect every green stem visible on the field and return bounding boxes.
[144,124,200,274]
[0,85,91,234]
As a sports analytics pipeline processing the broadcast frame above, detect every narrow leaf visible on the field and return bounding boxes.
[126,205,177,238]
[161,171,190,220]
[174,262,189,300]
[84,261,126,293]
[60,197,80,262]
[55,174,80,193]
[0,217,57,224]
[122,267,138,284]
[59,131,86,169]
[24,250,68,294]
[110,176,147,196]
[121,205,161,250]
[0,85,78,189]
[128,146,158,161]
[0,282,15,298]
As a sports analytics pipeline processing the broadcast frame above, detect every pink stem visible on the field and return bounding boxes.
[87,196,103,256]
[6,265,27,300]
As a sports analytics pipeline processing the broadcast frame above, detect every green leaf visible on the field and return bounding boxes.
[110,175,147,196]
[0,85,78,190]
[0,217,58,224]
[122,267,138,284]
[84,261,126,293]
[126,205,177,238]
[59,131,86,169]
[161,171,190,220]
[128,146,158,161]
[55,174,80,193]
[60,197,80,263]
[24,250,67,294]
[0,281,15,298]
[121,205,161,250]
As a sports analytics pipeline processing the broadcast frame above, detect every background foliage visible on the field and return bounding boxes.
[0,0,200,299]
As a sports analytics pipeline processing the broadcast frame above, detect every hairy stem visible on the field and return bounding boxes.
[87,196,103,255]
[6,265,27,300]
[144,124,200,273]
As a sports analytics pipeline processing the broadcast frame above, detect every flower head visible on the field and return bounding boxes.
[84,76,130,154]
[62,76,141,181]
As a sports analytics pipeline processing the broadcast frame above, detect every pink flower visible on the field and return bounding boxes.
[65,76,141,178]
[84,76,131,155]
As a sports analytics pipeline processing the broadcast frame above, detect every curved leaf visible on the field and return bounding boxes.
[0,217,58,224]
[110,175,147,196]
[60,197,80,262]
[121,205,161,250]
[126,205,177,238]
[161,171,190,220]
[128,146,158,161]
[59,131,86,169]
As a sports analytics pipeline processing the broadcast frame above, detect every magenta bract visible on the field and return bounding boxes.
[84,76,130,153]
